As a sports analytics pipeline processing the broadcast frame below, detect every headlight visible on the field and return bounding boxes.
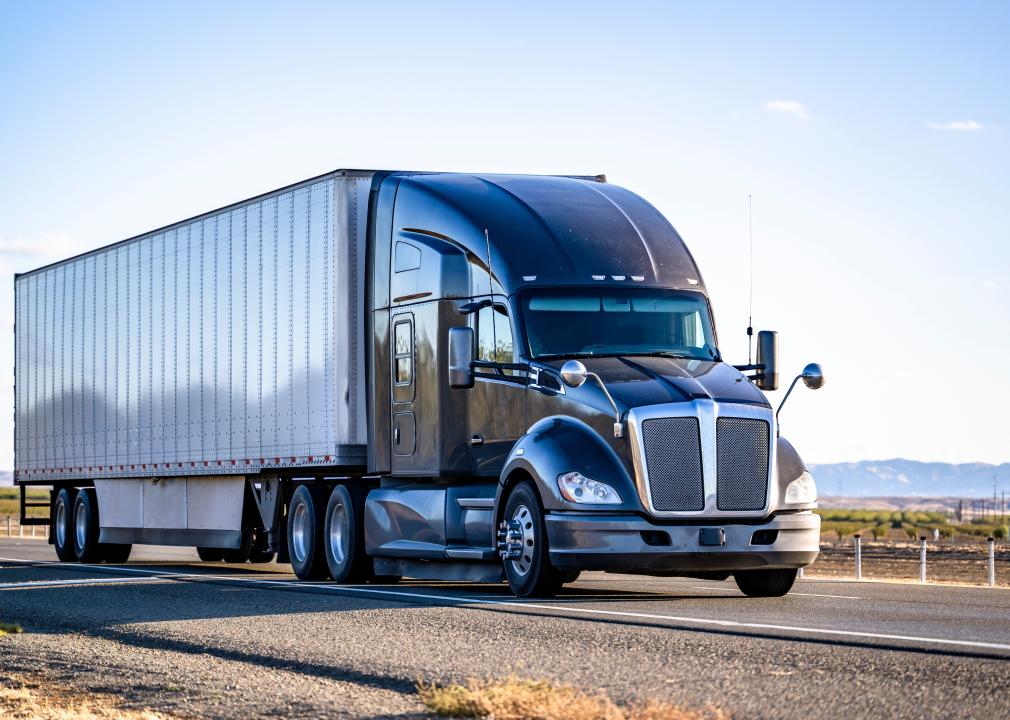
[557,471,622,505]
[784,471,817,505]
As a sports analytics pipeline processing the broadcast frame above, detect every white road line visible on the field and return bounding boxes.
[2,558,1007,653]
[690,586,864,600]
[0,576,180,590]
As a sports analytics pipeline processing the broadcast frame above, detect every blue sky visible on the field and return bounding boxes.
[0,1,1007,467]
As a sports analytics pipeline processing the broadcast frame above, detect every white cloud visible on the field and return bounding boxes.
[765,100,812,120]
[0,233,92,271]
[983,279,998,292]
[926,120,983,131]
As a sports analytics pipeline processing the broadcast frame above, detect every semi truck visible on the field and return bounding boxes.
[13,169,824,597]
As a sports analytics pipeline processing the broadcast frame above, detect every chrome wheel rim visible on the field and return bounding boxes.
[74,501,87,551]
[291,501,310,564]
[328,501,348,566]
[510,504,536,577]
[55,500,66,547]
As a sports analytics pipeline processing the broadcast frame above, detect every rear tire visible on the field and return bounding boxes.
[734,568,798,597]
[196,546,225,562]
[52,488,77,562]
[323,485,370,583]
[248,529,275,564]
[101,544,132,564]
[72,489,102,563]
[223,529,254,563]
[501,481,563,598]
[287,485,329,580]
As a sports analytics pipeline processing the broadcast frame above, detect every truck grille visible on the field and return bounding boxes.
[641,417,704,511]
[716,417,770,511]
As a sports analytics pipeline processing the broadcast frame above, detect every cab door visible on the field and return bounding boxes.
[467,297,527,476]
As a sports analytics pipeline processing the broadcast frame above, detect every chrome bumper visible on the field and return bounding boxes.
[545,510,820,574]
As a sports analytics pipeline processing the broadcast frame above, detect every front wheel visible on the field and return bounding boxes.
[734,568,798,597]
[500,481,563,598]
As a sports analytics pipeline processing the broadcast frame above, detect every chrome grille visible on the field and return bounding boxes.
[716,417,770,511]
[641,417,704,512]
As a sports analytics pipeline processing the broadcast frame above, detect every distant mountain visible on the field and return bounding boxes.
[809,460,1010,498]
[0,470,11,487]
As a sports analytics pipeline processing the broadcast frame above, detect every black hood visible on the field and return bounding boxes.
[547,357,769,409]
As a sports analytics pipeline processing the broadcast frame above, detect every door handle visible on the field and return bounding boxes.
[469,434,485,447]
[394,426,400,444]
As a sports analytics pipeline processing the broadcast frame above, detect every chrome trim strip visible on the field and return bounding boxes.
[627,401,777,518]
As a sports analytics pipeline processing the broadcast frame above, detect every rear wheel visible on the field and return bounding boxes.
[501,481,563,598]
[52,488,77,562]
[734,568,798,597]
[223,529,254,563]
[323,485,370,583]
[101,544,132,564]
[72,489,102,563]
[287,485,329,580]
[196,546,225,562]
[248,529,275,564]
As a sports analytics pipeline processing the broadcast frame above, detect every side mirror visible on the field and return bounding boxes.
[448,326,474,389]
[755,330,778,391]
[801,363,825,390]
[560,360,588,388]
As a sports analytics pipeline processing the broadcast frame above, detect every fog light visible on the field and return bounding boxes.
[557,472,622,505]
[785,471,817,505]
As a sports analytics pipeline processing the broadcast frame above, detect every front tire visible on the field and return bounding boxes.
[72,489,102,563]
[287,485,329,580]
[501,481,563,598]
[734,568,798,597]
[52,488,77,562]
[323,485,370,583]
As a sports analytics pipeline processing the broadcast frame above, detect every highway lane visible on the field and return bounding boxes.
[1,537,1008,719]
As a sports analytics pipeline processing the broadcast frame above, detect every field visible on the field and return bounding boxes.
[0,487,49,518]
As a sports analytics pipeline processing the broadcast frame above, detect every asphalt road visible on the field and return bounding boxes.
[1,537,1008,719]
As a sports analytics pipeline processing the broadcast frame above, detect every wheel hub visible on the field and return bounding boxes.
[497,504,535,576]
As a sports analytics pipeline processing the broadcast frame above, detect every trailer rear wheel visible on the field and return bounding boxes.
[196,547,225,562]
[101,544,132,564]
[288,485,329,580]
[323,485,370,583]
[734,568,797,597]
[223,529,254,563]
[52,488,77,562]
[72,489,103,563]
[501,481,564,598]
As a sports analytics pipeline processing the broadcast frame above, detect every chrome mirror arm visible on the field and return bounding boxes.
[587,371,624,438]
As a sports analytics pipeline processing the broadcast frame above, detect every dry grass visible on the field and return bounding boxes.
[0,679,171,720]
[417,676,729,720]
[0,622,23,636]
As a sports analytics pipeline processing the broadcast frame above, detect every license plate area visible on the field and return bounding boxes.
[699,528,726,546]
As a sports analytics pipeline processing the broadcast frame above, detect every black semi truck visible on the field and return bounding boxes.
[14,169,823,597]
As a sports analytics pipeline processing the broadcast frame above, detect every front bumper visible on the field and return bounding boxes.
[546,510,820,574]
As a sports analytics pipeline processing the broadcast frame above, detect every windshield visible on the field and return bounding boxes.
[520,288,719,360]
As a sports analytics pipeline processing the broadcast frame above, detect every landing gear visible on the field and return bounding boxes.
[499,481,564,598]
[734,568,798,597]
[287,485,329,580]
[248,529,276,564]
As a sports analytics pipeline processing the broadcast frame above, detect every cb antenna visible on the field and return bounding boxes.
[484,228,494,295]
[747,194,754,365]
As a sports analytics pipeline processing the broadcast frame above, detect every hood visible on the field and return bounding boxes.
[546,357,769,409]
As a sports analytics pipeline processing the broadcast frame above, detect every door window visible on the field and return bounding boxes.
[476,301,517,376]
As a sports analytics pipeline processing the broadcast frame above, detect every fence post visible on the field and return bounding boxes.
[797,565,804,579]
[6,516,10,537]
[854,534,862,580]
[919,536,927,584]
[31,525,35,538]
[19,522,23,538]
[989,537,996,587]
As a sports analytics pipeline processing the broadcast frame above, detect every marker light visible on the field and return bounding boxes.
[557,472,622,505]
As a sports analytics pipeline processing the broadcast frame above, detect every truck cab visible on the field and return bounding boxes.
[350,172,822,597]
